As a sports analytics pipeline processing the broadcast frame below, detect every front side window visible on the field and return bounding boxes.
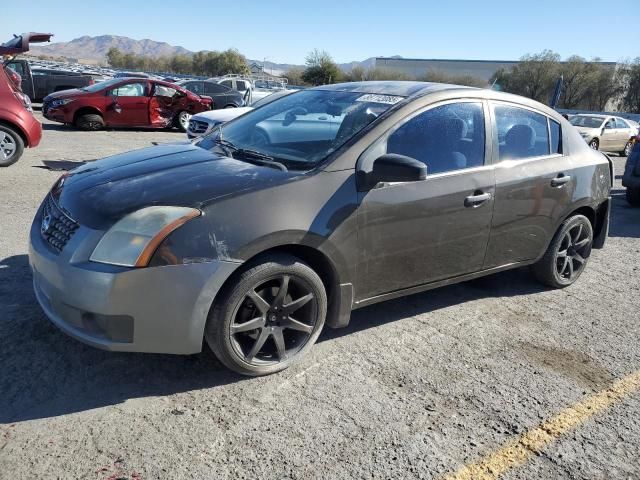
[221,80,233,89]
[109,82,147,97]
[495,105,550,160]
[205,83,228,94]
[386,102,485,175]
[604,118,616,129]
[196,89,402,169]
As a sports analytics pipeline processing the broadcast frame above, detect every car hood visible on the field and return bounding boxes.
[44,88,89,101]
[573,126,600,135]
[192,107,253,123]
[54,143,298,230]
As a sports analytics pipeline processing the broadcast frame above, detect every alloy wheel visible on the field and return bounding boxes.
[229,274,318,365]
[0,132,17,161]
[624,141,633,157]
[589,140,598,150]
[555,223,592,281]
[179,111,192,130]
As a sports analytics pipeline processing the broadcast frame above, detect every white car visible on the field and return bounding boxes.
[186,90,294,139]
[569,114,637,156]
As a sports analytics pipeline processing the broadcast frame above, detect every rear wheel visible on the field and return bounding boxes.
[75,113,104,131]
[626,187,640,207]
[175,111,191,132]
[589,138,599,150]
[532,214,593,288]
[206,254,327,376]
[0,125,24,167]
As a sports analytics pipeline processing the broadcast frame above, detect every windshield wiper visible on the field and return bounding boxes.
[213,138,287,172]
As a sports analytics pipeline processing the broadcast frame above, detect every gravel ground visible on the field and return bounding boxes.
[1,113,639,480]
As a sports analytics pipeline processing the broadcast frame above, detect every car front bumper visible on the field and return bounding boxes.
[29,208,240,354]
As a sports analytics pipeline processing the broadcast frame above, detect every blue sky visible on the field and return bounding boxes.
[4,0,638,64]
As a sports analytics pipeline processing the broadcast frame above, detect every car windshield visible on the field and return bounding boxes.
[570,116,605,128]
[81,78,124,93]
[196,89,403,169]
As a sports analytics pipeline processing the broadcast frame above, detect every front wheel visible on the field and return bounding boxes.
[622,140,633,157]
[75,113,104,131]
[531,214,593,288]
[206,254,327,376]
[589,139,599,150]
[0,125,25,167]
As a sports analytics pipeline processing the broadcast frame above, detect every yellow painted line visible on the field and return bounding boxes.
[443,370,640,480]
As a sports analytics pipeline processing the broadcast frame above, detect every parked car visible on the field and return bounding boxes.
[5,59,95,102]
[42,78,213,131]
[29,82,611,376]
[0,32,47,166]
[622,133,640,205]
[186,90,293,139]
[569,114,636,156]
[176,79,245,109]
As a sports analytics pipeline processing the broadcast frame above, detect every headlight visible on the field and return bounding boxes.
[90,206,201,267]
[51,98,74,108]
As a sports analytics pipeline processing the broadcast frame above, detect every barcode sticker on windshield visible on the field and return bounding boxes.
[355,94,404,105]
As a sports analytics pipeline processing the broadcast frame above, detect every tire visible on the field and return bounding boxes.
[205,253,327,376]
[175,111,191,132]
[0,125,25,167]
[75,113,104,131]
[622,140,633,157]
[531,214,593,289]
[589,138,599,150]
[626,187,640,207]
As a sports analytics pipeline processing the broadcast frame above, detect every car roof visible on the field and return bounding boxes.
[311,81,469,98]
[574,114,607,119]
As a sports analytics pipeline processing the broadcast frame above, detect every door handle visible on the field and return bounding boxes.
[551,174,571,187]
[464,191,492,208]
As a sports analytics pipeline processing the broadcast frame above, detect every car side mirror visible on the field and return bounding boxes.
[360,154,427,191]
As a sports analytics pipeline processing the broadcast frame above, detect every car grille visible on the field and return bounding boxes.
[188,119,210,135]
[40,195,79,253]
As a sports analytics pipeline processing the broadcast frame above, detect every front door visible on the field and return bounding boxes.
[356,101,494,300]
[484,102,572,267]
[104,81,150,126]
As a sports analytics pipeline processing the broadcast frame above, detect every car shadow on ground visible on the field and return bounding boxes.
[2,196,639,423]
[609,188,640,238]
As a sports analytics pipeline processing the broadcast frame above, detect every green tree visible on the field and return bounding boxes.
[621,59,640,113]
[284,67,307,86]
[491,50,561,103]
[302,49,341,85]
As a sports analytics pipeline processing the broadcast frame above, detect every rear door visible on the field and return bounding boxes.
[484,102,570,268]
[615,118,632,151]
[104,81,150,126]
[204,82,233,108]
[599,118,617,151]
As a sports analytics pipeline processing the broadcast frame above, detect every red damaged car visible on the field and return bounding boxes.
[43,78,213,132]
[0,32,51,166]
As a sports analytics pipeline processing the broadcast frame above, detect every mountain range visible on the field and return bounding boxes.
[28,34,383,72]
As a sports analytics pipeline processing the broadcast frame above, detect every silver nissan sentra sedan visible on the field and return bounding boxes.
[29,81,612,376]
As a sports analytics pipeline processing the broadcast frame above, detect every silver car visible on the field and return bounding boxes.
[569,114,636,156]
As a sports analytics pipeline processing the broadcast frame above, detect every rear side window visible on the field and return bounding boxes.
[495,105,550,161]
[615,118,629,129]
[185,81,203,94]
[549,119,562,154]
[387,102,486,175]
